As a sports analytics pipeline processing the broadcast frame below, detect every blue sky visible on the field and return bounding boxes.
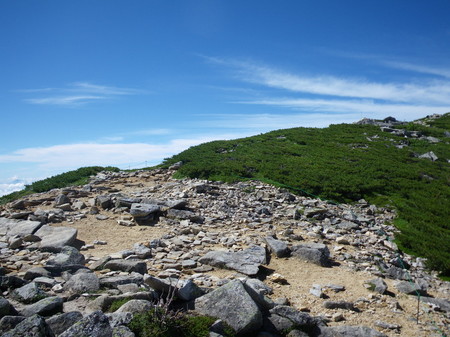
[1,1,450,196]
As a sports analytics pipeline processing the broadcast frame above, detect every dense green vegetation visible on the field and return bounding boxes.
[128,310,235,337]
[162,114,450,276]
[0,166,119,205]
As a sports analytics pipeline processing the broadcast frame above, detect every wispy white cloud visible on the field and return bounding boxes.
[208,58,450,116]
[233,62,450,105]
[22,82,144,106]
[26,95,106,105]
[0,135,240,172]
[0,176,35,197]
[383,61,450,79]
[237,98,450,118]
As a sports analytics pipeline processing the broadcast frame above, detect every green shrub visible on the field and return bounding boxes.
[128,310,236,337]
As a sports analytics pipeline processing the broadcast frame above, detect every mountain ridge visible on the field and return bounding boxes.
[161,113,450,276]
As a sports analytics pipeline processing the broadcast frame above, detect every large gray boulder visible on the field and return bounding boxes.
[20,296,63,317]
[177,279,204,301]
[0,297,17,318]
[394,281,427,295]
[291,243,331,267]
[1,314,55,337]
[0,218,42,237]
[54,194,70,206]
[199,246,267,276]
[336,221,360,230]
[0,316,26,335]
[34,225,78,252]
[195,279,262,335]
[143,275,203,301]
[46,311,83,335]
[64,272,100,294]
[115,299,153,314]
[0,275,27,291]
[58,310,112,337]
[364,278,388,294]
[420,297,450,312]
[11,282,48,304]
[265,236,290,258]
[384,266,410,280]
[95,195,113,210]
[130,203,160,225]
[46,246,85,267]
[99,273,143,289]
[132,243,152,259]
[267,305,316,335]
[24,267,51,281]
[103,259,147,275]
[165,209,204,223]
[419,151,438,161]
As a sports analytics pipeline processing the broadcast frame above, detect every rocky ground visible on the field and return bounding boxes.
[0,166,449,336]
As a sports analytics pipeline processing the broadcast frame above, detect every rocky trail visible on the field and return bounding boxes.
[0,166,448,336]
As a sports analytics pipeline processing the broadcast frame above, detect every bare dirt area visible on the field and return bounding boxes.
[2,169,448,337]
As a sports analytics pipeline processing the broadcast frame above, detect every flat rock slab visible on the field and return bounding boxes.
[195,279,262,335]
[65,272,100,294]
[46,311,83,335]
[364,278,387,294]
[265,236,290,258]
[99,273,143,288]
[0,218,42,237]
[0,275,27,291]
[115,299,153,314]
[291,243,331,267]
[103,259,147,275]
[199,245,267,276]
[20,296,63,317]
[34,225,77,251]
[394,281,427,295]
[420,297,450,312]
[46,246,85,267]
[11,282,48,304]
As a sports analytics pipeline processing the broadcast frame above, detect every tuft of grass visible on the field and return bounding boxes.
[107,297,132,312]
[128,310,236,337]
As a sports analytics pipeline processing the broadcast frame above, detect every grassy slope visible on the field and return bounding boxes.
[162,114,450,276]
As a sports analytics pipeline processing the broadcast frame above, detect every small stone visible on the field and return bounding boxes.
[332,313,345,322]
[309,284,325,298]
[375,320,401,330]
[268,273,288,284]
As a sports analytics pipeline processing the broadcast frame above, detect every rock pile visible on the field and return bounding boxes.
[0,167,448,336]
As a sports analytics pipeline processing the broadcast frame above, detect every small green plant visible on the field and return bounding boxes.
[128,308,183,337]
[107,297,132,312]
[128,311,236,337]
